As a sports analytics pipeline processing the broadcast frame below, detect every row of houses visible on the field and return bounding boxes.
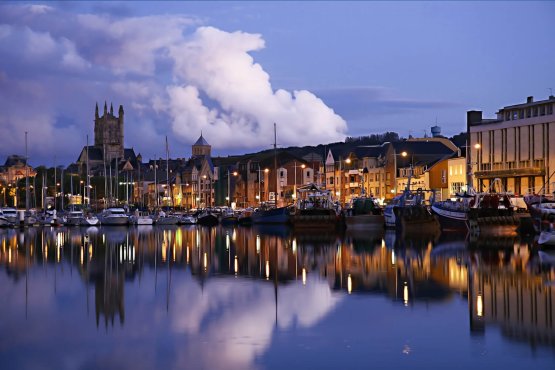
[3,95,554,209]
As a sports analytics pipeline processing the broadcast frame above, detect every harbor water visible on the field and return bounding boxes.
[0,225,554,370]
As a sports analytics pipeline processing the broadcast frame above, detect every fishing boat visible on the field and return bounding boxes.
[384,189,438,232]
[252,204,291,224]
[290,184,338,229]
[432,181,519,235]
[344,196,384,230]
[98,207,129,225]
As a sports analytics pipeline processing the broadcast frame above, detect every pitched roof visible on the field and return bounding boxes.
[391,140,456,168]
[4,155,28,167]
[193,134,209,146]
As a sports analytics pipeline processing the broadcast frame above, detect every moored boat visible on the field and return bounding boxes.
[290,184,338,229]
[344,196,384,230]
[251,205,291,224]
[98,208,129,225]
[65,210,85,226]
[197,209,219,226]
[0,207,18,224]
[0,210,11,227]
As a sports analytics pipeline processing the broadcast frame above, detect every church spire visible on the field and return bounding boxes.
[104,101,107,115]
[95,102,99,119]
[110,102,113,115]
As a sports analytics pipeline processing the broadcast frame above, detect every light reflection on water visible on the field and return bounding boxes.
[0,225,554,370]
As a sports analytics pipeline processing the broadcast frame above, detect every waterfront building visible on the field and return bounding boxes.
[468,95,555,195]
[385,138,458,200]
[0,154,36,184]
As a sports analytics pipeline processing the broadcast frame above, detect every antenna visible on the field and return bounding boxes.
[549,88,553,96]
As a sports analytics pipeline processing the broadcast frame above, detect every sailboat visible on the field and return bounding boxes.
[156,137,179,225]
[252,124,291,225]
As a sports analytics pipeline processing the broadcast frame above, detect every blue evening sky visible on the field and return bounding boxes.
[0,1,553,165]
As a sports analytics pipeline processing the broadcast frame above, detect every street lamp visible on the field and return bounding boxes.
[293,161,306,200]
[227,169,238,207]
[393,150,408,195]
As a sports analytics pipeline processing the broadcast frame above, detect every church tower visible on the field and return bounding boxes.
[94,101,124,160]
[192,133,211,157]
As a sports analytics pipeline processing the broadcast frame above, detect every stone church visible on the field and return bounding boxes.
[76,102,138,174]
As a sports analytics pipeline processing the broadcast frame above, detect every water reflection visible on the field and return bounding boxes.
[0,226,554,369]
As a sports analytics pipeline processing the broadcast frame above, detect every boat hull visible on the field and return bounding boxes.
[100,216,129,226]
[291,209,337,229]
[252,207,290,224]
[197,214,219,226]
[136,217,154,225]
[431,204,468,231]
[156,217,179,225]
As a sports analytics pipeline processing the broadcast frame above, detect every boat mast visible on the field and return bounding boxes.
[274,123,278,207]
[25,131,29,211]
[103,144,107,209]
[166,136,171,208]
[86,135,90,208]
[154,155,158,208]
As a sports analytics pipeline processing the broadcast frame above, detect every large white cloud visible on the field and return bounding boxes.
[0,4,347,164]
[167,26,347,148]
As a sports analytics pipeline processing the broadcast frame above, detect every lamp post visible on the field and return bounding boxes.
[393,150,408,195]
[227,169,238,207]
[293,161,306,201]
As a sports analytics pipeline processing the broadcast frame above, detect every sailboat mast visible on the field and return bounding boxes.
[166,136,171,207]
[274,123,278,206]
[25,131,29,211]
[154,155,158,208]
[86,135,90,207]
[103,144,107,209]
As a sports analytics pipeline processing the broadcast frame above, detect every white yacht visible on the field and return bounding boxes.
[0,209,11,227]
[81,214,100,226]
[131,211,154,225]
[98,208,129,225]
[65,210,85,226]
[1,207,18,224]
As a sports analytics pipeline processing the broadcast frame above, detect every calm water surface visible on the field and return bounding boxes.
[0,225,554,370]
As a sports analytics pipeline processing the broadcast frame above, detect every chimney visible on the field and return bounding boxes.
[526,96,533,104]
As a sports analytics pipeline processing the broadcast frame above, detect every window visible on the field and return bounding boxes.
[375,187,380,196]
[540,105,545,116]
[328,177,334,185]
[548,104,553,115]
[512,111,518,120]
[533,107,538,117]
[280,170,284,178]
[519,110,524,119]
[527,108,531,118]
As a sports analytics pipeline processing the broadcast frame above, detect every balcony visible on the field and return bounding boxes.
[475,160,545,178]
